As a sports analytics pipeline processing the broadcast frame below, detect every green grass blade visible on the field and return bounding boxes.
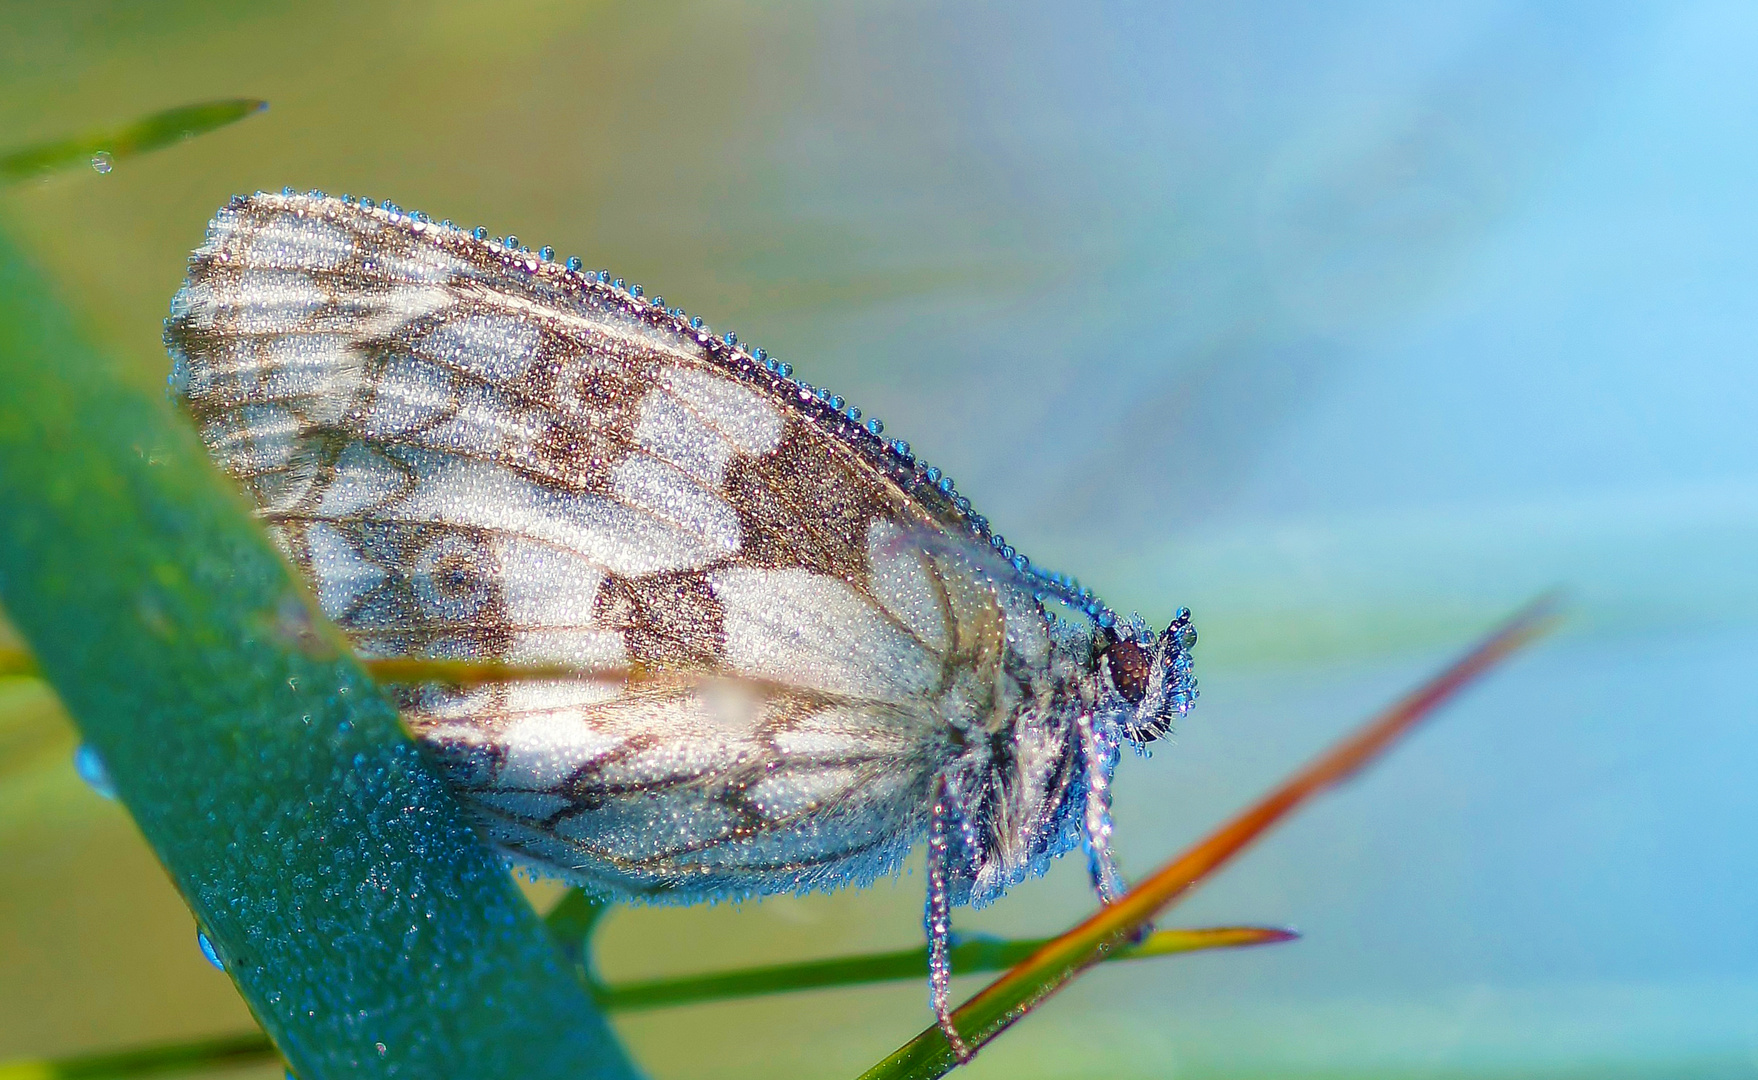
[0,645,34,678]
[594,925,1294,1011]
[0,99,266,185]
[0,926,1291,1079]
[859,596,1561,1080]
[0,225,636,1079]
[545,889,613,970]
[0,1033,275,1080]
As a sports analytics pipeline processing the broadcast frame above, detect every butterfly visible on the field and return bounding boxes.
[165,189,1198,1051]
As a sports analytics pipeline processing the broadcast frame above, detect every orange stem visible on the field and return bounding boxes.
[861,593,1561,1078]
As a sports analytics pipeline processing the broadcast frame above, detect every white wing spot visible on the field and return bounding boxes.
[633,391,738,485]
[316,443,408,517]
[610,453,741,559]
[498,712,625,790]
[711,567,939,704]
[746,767,860,817]
[866,520,953,654]
[395,458,729,576]
[415,314,541,383]
[307,522,385,621]
[240,217,353,271]
[493,535,608,627]
[657,365,784,456]
[504,627,628,668]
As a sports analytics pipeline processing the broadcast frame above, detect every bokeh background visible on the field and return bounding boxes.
[3,2,1756,1077]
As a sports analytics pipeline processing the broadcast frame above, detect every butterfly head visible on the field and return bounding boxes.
[1102,608,1198,742]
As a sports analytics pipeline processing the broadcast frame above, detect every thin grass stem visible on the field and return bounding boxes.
[0,924,1289,1079]
[0,99,266,185]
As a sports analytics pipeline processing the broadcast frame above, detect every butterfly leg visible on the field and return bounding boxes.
[1077,711,1126,904]
[925,778,973,1062]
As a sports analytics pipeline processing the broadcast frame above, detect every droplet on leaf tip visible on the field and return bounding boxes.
[197,929,225,970]
[73,743,117,799]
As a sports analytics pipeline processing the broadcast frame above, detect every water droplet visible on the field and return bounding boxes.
[90,151,113,174]
[538,245,554,261]
[287,676,299,691]
[565,256,582,271]
[197,929,225,970]
[866,418,884,435]
[73,744,117,799]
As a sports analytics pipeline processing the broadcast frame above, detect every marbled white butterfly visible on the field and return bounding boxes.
[165,190,1198,1048]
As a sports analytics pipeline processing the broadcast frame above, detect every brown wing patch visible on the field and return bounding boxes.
[524,343,652,493]
[593,570,726,669]
[318,519,517,660]
[724,419,916,584]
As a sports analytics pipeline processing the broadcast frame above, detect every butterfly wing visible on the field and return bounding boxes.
[167,192,1045,899]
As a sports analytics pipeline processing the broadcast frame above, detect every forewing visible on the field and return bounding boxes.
[167,192,1035,898]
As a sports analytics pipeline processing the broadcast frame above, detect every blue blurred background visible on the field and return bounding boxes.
[1,2,1754,1076]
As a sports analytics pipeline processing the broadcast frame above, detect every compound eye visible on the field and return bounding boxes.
[1105,639,1151,704]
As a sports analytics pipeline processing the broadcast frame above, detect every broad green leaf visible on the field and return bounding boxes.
[0,223,635,1079]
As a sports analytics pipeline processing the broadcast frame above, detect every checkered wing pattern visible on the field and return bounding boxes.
[167,192,1045,899]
